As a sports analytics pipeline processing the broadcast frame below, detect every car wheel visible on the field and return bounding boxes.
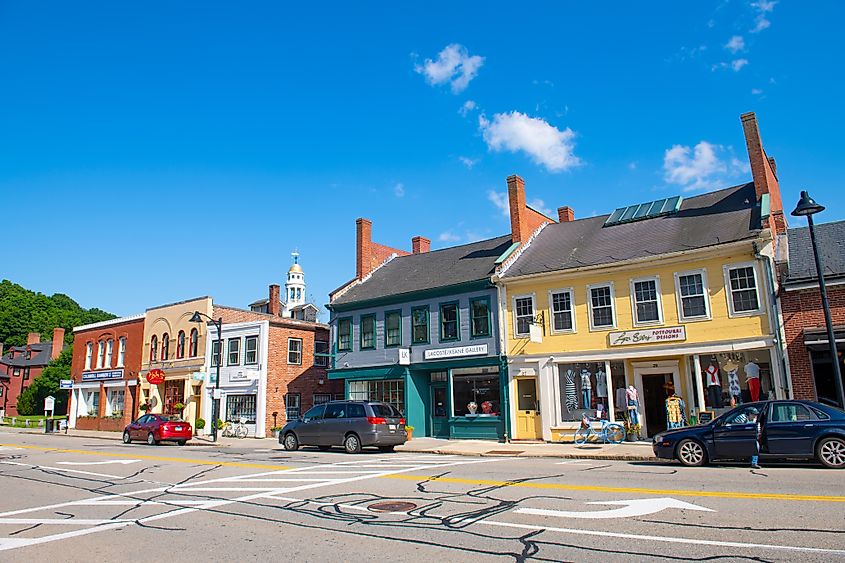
[176,440,187,446]
[676,439,707,467]
[318,445,332,451]
[378,445,395,452]
[147,432,158,446]
[283,433,299,451]
[122,431,131,444]
[816,437,845,469]
[344,433,362,454]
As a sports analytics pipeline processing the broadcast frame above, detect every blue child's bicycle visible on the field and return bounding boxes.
[574,416,625,445]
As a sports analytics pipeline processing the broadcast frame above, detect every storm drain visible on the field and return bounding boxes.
[368,501,418,513]
[485,450,524,456]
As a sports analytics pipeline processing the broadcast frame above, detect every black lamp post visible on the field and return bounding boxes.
[190,311,223,441]
[791,191,845,409]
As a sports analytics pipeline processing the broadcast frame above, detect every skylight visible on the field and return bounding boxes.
[603,195,683,227]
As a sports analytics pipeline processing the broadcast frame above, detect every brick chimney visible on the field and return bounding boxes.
[557,206,575,222]
[741,112,786,234]
[412,236,430,254]
[27,333,40,345]
[51,327,65,359]
[268,284,281,316]
[507,174,556,244]
[355,218,410,280]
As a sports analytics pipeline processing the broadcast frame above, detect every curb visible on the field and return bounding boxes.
[395,445,657,462]
[2,428,222,447]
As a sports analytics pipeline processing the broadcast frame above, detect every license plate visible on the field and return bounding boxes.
[389,424,397,430]
[175,426,183,431]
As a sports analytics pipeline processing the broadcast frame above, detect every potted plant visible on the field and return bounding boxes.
[405,425,414,440]
[271,426,282,438]
[173,402,185,415]
[215,419,225,430]
[139,403,150,413]
[195,418,206,434]
[624,420,641,442]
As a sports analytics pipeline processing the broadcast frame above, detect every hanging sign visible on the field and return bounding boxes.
[609,326,686,347]
[146,369,165,385]
[60,379,73,390]
[398,348,410,366]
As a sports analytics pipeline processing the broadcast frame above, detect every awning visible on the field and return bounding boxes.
[328,365,409,381]
[803,326,845,349]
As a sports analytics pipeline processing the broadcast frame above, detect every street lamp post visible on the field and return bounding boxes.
[190,311,223,442]
[791,191,845,409]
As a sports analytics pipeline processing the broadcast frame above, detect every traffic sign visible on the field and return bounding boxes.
[60,379,73,390]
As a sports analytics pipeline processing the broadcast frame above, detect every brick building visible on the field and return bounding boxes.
[68,315,145,431]
[0,328,65,417]
[780,220,845,407]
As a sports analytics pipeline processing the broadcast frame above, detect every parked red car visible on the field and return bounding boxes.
[123,414,192,446]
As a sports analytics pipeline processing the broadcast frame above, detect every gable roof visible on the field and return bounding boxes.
[331,235,513,306]
[1,343,55,368]
[784,220,845,285]
[501,183,761,279]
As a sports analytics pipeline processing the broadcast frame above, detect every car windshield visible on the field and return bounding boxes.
[370,404,400,418]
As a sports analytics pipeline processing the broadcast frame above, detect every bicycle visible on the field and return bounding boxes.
[574,417,625,445]
[221,417,249,439]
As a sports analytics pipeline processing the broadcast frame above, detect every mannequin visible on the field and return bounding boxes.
[595,366,608,407]
[723,359,742,405]
[705,362,722,408]
[744,361,761,401]
[665,392,687,429]
[580,368,592,409]
[564,368,578,412]
[626,385,640,426]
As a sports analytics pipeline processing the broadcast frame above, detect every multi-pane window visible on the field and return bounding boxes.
[589,285,615,328]
[360,315,376,349]
[189,329,199,357]
[85,342,93,370]
[348,379,405,414]
[314,340,329,367]
[677,272,708,319]
[211,340,222,367]
[470,298,491,338]
[176,330,186,359]
[313,393,332,405]
[105,339,114,367]
[411,307,429,344]
[633,279,661,324]
[161,333,169,360]
[244,336,259,365]
[551,290,574,332]
[96,340,105,369]
[226,394,257,424]
[337,318,352,351]
[514,296,534,337]
[149,336,158,363]
[288,338,302,365]
[228,338,240,366]
[728,265,760,313]
[117,337,126,367]
[284,393,301,420]
[385,311,401,346]
[108,389,125,416]
[440,302,459,341]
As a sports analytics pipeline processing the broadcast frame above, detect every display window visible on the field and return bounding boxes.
[452,368,500,417]
[557,361,624,422]
[696,349,772,412]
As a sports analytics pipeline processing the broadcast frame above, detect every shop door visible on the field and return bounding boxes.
[515,378,542,440]
[642,374,669,437]
[430,384,449,438]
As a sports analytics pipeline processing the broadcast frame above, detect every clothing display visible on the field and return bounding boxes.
[665,395,687,429]
[580,369,592,409]
[616,387,627,410]
[745,362,761,401]
[727,369,742,404]
[595,369,608,398]
[705,363,722,408]
[626,386,640,426]
[564,369,577,412]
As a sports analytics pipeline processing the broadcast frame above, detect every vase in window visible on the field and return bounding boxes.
[467,401,478,415]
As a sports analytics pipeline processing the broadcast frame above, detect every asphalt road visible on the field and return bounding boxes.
[1,432,843,562]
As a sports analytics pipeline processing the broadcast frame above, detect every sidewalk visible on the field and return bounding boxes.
[0,425,277,447]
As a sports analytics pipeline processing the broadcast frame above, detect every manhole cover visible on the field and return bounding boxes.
[368,501,417,513]
[485,450,524,455]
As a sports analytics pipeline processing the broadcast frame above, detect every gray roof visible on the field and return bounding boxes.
[332,235,513,305]
[502,183,761,278]
[1,343,54,369]
[784,220,845,285]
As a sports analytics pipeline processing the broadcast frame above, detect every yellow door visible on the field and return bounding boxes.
[514,378,542,440]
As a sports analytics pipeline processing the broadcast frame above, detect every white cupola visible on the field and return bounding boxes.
[283,251,306,317]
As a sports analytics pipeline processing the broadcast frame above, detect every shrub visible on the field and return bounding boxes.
[195,418,206,429]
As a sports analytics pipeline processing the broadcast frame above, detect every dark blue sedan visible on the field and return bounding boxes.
[652,400,845,468]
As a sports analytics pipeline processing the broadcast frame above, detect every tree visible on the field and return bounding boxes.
[16,348,72,416]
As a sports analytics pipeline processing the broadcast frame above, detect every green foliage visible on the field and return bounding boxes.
[15,348,73,415]
[195,418,206,429]
[0,279,116,347]
[215,419,225,430]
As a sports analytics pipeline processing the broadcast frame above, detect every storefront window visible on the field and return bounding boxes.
[85,390,100,416]
[163,380,184,415]
[348,379,405,414]
[696,350,772,412]
[452,369,500,417]
[226,394,257,424]
[558,361,620,422]
[107,389,125,416]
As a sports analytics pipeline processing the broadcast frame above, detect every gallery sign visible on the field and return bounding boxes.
[424,344,488,361]
[81,369,125,382]
[609,326,686,347]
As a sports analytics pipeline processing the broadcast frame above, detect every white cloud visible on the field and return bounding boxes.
[751,0,776,33]
[438,231,461,243]
[458,100,477,117]
[663,141,728,191]
[479,111,580,173]
[488,190,510,218]
[458,156,479,169]
[528,198,554,218]
[394,183,405,197]
[725,35,745,53]
[731,58,749,71]
[415,44,484,94]
[751,88,763,95]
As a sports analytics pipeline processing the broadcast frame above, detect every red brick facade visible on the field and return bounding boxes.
[70,317,144,431]
[781,284,845,401]
[507,174,556,244]
[1,328,65,416]
[355,218,409,280]
[214,306,341,435]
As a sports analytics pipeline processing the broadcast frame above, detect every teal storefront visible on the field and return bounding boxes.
[329,355,510,441]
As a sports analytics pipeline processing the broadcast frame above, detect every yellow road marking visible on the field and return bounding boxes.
[0,443,291,471]
[381,474,845,503]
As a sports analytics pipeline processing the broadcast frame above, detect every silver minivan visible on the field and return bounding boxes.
[280,400,407,453]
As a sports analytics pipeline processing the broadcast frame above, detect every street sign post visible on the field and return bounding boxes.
[59,379,73,390]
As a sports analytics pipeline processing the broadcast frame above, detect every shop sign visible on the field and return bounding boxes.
[191,371,206,381]
[398,348,410,366]
[609,326,686,347]
[146,369,165,385]
[82,369,124,382]
[424,344,488,360]
[60,379,73,389]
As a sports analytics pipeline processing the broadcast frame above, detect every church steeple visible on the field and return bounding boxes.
[283,250,306,317]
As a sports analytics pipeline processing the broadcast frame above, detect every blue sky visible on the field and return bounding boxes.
[2,1,843,318]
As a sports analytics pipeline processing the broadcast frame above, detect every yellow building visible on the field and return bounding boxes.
[496,113,790,440]
[139,296,214,425]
